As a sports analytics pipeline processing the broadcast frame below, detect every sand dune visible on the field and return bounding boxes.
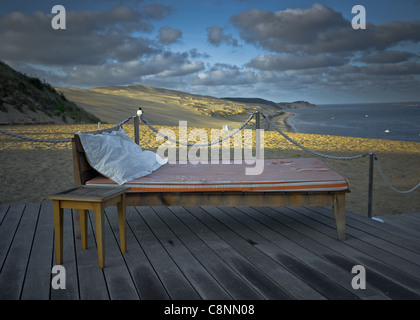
[56,85,284,128]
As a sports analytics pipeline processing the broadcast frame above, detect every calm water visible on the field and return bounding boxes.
[285,103,420,142]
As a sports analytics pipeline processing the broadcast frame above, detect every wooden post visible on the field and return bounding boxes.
[80,209,88,249]
[117,193,127,252]
[333,193,346,241]
[368,153,374,218]
[134,115,140,145]
[52,200,64,265]
[255,111,260,130]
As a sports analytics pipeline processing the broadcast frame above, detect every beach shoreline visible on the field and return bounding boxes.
[283,112,296,133]
[1,122,419,217]
[266,111,296,133]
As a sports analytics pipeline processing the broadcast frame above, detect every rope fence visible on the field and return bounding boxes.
[141,112,255,147]
[1,109,419,214]
[0,128,72,143]
[0,115,134,144]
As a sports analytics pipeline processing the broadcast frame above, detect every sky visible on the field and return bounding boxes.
[1,0,420,104]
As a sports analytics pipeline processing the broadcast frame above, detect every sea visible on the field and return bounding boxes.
[284,102,420,143]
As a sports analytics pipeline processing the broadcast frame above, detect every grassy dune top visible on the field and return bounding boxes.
[0,61,100,124]
[1,122,419,216]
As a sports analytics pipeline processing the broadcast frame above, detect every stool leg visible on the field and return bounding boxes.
[94,203,105,268]
[117,194,127,252]
[80,209,88,249]
[333,193,346,241]
[53,200,64,265]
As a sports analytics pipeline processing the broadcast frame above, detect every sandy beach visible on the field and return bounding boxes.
[1,121,419,217]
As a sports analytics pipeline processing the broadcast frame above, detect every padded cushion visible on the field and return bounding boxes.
[86,158,349,192]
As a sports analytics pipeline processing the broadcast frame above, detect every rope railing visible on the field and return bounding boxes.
[260,113,371,160]
[375,157,420,194]
[140,112,255,147]
[0,115,135,144]
[0,128,72,143]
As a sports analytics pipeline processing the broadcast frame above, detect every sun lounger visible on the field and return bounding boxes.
[72,127,349,240]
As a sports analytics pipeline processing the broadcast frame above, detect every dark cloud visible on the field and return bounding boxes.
[158,26,182,44]
[231,3,420,55]
[206,25,238,47]
[231,4,347,53]
[193,64,256,86]
[1,2,419,103]
[8,51,205,88]
[0,6,165,65]
[188,48,210,59]
[356,51,419,64]
[226,3,420,102]
[0,4,205,87]
[151,52,204,77]
[247,53,349,71]
[361,62,420,75]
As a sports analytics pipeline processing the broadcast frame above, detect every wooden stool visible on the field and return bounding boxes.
[47,186,130,268]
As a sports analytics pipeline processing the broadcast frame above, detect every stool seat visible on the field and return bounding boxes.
[48,186,130,268]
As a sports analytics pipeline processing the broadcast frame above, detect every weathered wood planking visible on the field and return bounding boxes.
[0,201,419,300]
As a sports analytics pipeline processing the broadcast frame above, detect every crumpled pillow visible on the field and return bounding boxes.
[77,127,167,185]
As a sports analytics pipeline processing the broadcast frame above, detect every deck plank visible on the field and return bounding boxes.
[380,213,420,239]
[0,204,25,273]
[106,206,170,300]
[225,206,388,300]
[213,205,359,300]
[51,208,79,300]
[128,206,201,299]
[172,206,293,299]
[1,201,420,300]
[21,202,54,300]
[0,203,40,299]
[159,206,265,300]
[0,205,9,224]
[303,207,420,282]
[264,206,420,299]
[314,207,420,269]
[194,206,324,299]
[72,209,109,300]
[100,209,140,300]
[138,206,232,300]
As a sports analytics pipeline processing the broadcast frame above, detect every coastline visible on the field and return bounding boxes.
[267,111,296,133]
[283,112,296,133]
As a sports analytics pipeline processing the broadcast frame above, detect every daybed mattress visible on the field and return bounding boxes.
[86,158,349,193]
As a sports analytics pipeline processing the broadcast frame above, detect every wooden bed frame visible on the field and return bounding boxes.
[72,128,349,241]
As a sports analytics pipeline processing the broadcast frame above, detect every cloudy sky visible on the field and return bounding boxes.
[1,0,420,104]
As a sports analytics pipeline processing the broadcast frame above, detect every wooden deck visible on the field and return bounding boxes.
[1,201,420,300]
